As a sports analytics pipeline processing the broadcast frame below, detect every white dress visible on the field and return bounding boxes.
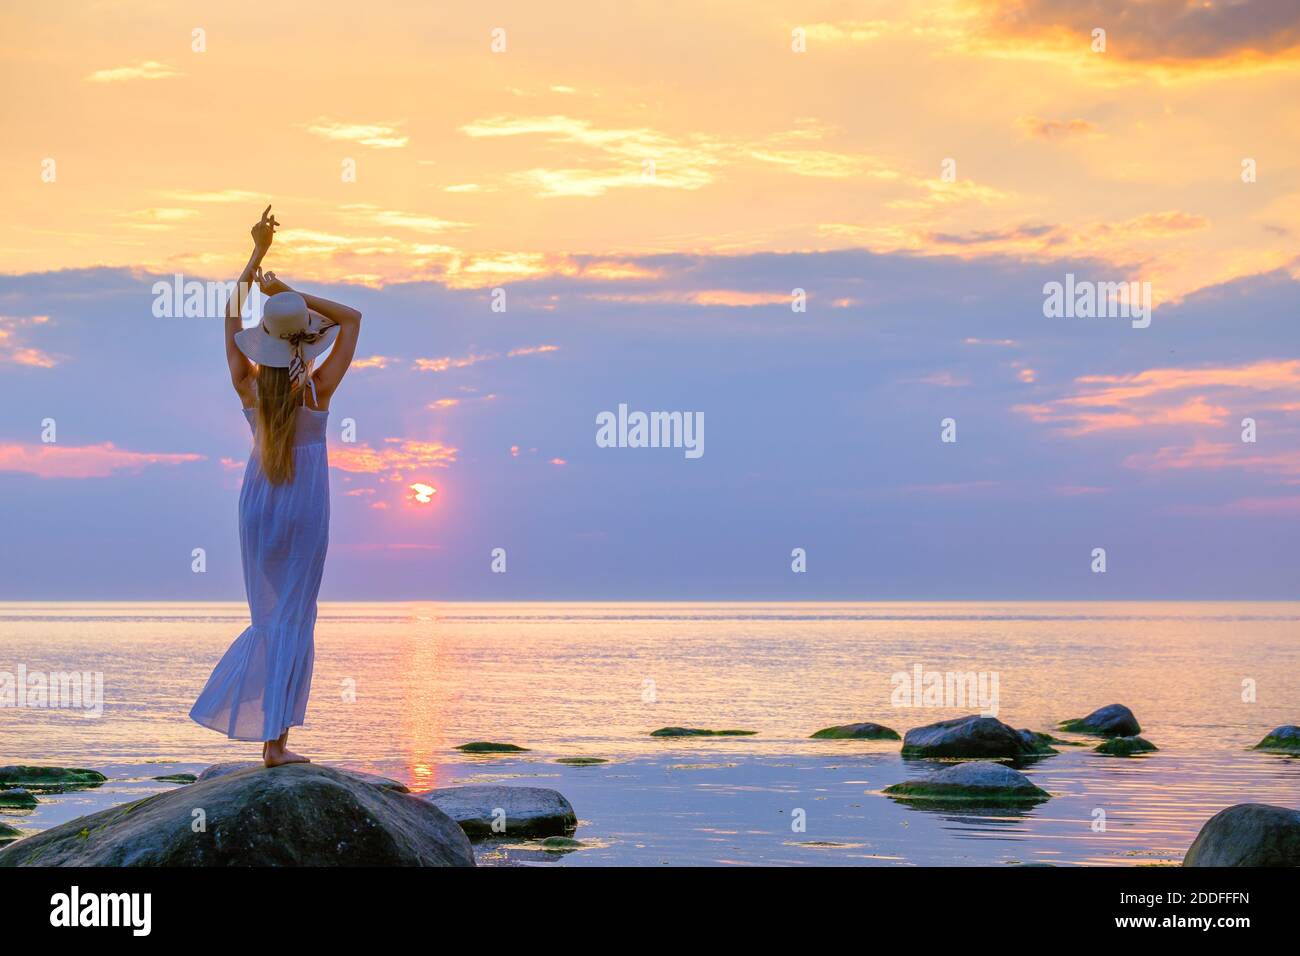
[190,405,330,741]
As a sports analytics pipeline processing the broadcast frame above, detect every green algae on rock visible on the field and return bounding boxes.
[0,766,107,791]
[0,788,38,809]
[884,761,1050,805]
[809,722,900,740]
[1252,725,1300,753]
[649,727,757,737]
[1094,736,1158,757]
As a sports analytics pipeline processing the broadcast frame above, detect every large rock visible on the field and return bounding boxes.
[810,722,900,740]
[424,785,577,838]
[1058,704,1140,737]
[0,763,472,867]
[1183,804,1300,867]
[0,766,106,791]
[1253,725,1300,753]
[196,761,408,792]
[884,761,1050,804]
[901,715,1056,758]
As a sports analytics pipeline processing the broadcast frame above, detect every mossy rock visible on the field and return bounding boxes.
[0,788,38,809]
[884,761,1050,805]
[649,727,757,737]
[1252,725,1300,753]
[152,773,198,784]
[454,742,530,753]
[538,836,584,852]
[0,822,22,842]
[1057,703,1140,738]
[555,757,608,765]
[0,766,107,791]
[1094,736,1158,757]
[810,722,900,740]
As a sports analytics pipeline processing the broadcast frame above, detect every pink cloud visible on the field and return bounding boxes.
[0,442,203,479]
[1124,440,1300,478]
[0,315,58,367]
[414,345,559,373]
[1169,496,1300,517]
[1018,360,1300,436]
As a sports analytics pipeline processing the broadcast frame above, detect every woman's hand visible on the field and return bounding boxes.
[250,205,279,252]
[255,267,292,297]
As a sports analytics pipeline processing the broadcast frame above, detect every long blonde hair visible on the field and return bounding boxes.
[255,365,300,485]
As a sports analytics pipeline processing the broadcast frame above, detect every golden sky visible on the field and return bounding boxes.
[3,0,1299,302]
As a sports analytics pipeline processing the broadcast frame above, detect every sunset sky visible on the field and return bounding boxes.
[2,1,1298,598]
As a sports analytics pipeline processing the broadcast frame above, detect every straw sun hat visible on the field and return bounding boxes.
[234,292,338,393]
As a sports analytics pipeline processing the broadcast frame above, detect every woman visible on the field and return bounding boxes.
[190,206,362,767]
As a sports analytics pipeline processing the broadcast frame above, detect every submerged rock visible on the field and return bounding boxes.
[0,763,473,867]
[0,788,38,809]
[151,773,197,784]
[0,766,106,791]
[884,761,1050,804]
[1094,736,1158,757]
[453,741,530,753]
[1058,703,1140,737]
[196,761,408,792]
[649,727,757,737]
[555,757,608,765]
[1019,730,1083,748]
[810,722,901,740]
[1252,725,1300,754]
[538,836,584,852]
[1184,804,1300,867]
[901,715,1056,758]
[424,785,576,839]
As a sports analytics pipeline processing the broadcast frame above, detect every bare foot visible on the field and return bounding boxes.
[263,748,311,768]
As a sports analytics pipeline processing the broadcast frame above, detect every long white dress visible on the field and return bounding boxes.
[190,405,330,741]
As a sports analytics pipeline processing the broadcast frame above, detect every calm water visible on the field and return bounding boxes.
[2,601,1297,865]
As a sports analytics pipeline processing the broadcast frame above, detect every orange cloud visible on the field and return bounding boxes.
[331,439,458,480]
[955,0,1300,76]
[1017,116,1098,140]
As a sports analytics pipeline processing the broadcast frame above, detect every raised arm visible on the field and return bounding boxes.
[226,206,277,406]
[255,269,361,407]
